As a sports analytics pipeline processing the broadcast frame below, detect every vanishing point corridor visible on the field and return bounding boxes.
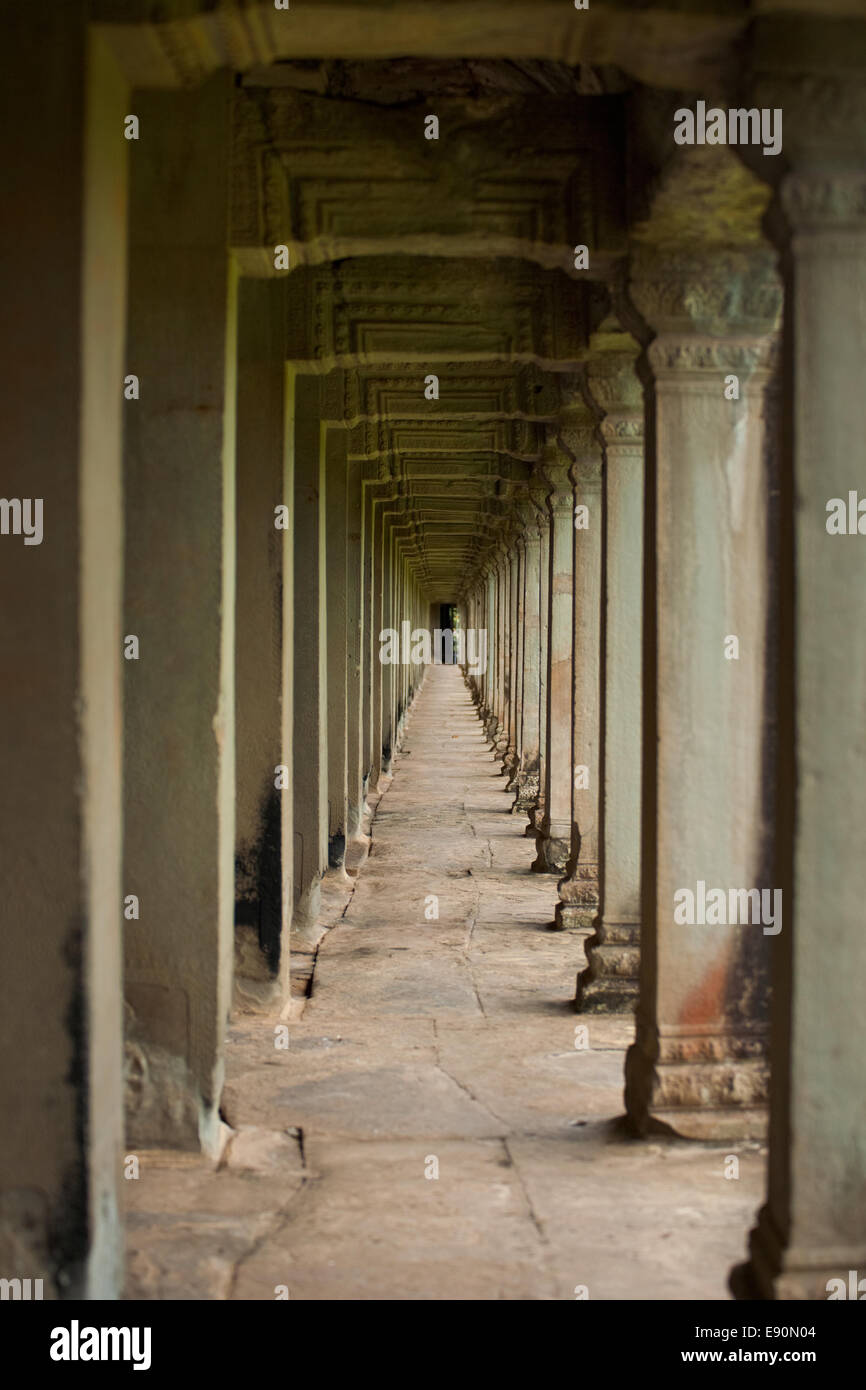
[126,668,762,1301]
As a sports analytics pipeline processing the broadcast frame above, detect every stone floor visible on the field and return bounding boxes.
[124,665,765,1301]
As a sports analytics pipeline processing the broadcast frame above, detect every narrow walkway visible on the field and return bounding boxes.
[125,667,764,1300]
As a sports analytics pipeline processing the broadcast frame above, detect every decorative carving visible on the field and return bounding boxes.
[600,415,644,442]
[781,172,866,230]
[558,423,600,460]
[630,250,782,336]
[647,333,779,377]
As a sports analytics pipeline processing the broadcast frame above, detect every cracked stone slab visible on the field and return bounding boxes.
[304,948,485,1018]
[265,1062,506,1140]
[122,1147,306,1300]
[231,1138,557,1302]
[505,1130,765,1301]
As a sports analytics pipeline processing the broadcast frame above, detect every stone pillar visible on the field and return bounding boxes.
[345,452,368,864]
[555,411,603,931]
[493,552,510,758]
[361,478,376,799]
[369,494,386,789]
[325,426,349,876]
[486,557,500,742]
[578,335,644,1006]
[733,57,866,1296]
[512,500,543,816]
[291,374,328,938]
[0,13,127,1297]
[234,277,291,1009]
[124,73,237,1155]
[503,531,522,784]
[624,251,781,1138]
[482,565,498,739]
[380,513,395,777]
[533,447,574,873]
[530,501,551,839]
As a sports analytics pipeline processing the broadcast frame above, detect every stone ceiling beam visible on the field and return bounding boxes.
[94,2,760,95]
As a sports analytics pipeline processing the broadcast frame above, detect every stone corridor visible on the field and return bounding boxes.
[125,668,762,1301]
[4,0,866,1312]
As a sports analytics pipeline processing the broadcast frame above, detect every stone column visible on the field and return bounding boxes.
[733,62,866,1297]
[494,552,510,758]
[124,74,237,1155]
[0,14,127,1296]
[380,513,396,777]
[361,477,376,800]
[487,556,501,744]
[369,493,387,789]
[555,410,603,931]
[234,277,291,1009]
[578,334,644,1006]
[482,565,498,739]
[504,530,522,784]
[624,251,781,1138]
[291,374,328,939]
[512,499,543,816]
[325,426,349,877]
[380,514,392,775]
[530,500,551,840]
[533,446,574,873]
[345,452,368,866]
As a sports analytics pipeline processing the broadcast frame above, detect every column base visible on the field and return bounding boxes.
[730,1204,866,1301]
[576,917,640,1012]
[625,1020,769,1139]
[524,800,545,839]
[124,1034,225,1156]
[553,862,599,931]
[553,902,596,931]
[345,838,370,874]
[511,769,539,816]
[328,830,346,871]
[531,824,570,874]
[291,878,322,944]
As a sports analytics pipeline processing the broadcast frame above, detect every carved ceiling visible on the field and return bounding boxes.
[93,0,843,602]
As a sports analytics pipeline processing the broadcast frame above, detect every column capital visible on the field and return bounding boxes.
[646,332,780,384]
[781,170,866,235]
[540,445,574,514]
[516,495,542,540]
[557,400,601,477]
[582,318,643,449]
[747,19,866,172]
[629,247,782,340]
